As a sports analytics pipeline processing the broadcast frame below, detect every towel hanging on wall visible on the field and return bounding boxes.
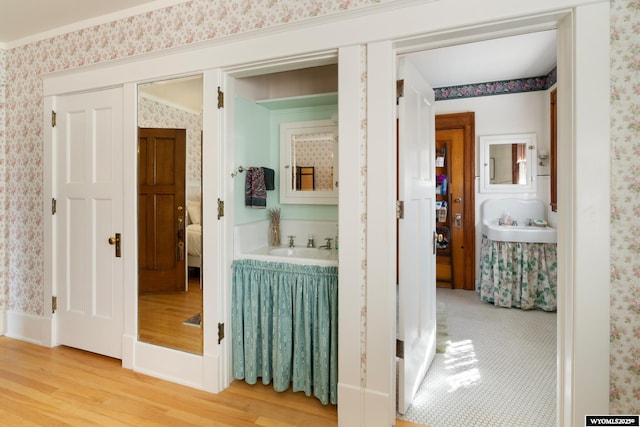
[263,167,275,191]
[245,167,267,208]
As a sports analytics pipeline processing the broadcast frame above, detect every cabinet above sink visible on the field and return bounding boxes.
[279,118,338,205]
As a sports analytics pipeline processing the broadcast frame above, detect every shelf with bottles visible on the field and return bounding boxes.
[436,226,450,252]
[436,147,447,170]
[436,200,448,224]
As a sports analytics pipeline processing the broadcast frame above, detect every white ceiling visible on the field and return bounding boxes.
[139,75,203,113]
[407,30,557,88]
[0,1,556,99]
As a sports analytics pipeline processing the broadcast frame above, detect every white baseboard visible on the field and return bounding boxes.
[134,340,207,390]
[364,388,393,427]
[337,384,393,427]
[121,333,136,369]
[0,309,6,335]
[5,310,50,346]
[338,383,362,426]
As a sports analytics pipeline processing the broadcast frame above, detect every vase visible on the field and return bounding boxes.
[270,223,281,247]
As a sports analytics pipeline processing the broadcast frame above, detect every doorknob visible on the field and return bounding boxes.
[108,233,121,258]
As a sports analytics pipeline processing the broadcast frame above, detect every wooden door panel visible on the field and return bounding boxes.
[435,113,475,291]
[138,128,186,294]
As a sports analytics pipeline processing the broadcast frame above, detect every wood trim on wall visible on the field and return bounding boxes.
[435,112,475,291]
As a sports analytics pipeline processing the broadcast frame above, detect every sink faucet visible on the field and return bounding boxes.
[288,235,296,248]
[319,237,333,249]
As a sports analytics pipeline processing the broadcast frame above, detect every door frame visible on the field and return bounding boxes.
[436,113,475,290]
[367,4,609,426]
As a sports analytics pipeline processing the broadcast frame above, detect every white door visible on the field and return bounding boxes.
[397,57,437,414]
[54,88,124,359]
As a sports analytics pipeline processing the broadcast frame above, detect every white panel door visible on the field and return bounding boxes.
[397,57,437,414]
[54,88,124,359]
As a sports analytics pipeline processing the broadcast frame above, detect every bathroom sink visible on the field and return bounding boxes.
[269,247,335,260]
[482,220,557,244]
[240,245,338,266]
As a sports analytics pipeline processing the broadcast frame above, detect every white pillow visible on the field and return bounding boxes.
[187,200,201,224]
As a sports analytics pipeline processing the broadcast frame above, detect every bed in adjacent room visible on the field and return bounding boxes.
[186,188,202,270]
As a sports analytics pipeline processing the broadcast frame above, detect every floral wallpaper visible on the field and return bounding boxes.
[0,48,6,314]
[294,135,334,190]
[138,96,202,184]
[0,0,637,416]
[609,0,640,413]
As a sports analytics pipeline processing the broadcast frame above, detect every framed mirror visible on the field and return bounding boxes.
[480,133,537,193]
[279,119,338,204]
[137,75,203,355]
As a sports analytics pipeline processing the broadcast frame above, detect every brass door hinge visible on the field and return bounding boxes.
[51,198,57,215]
[217,87,224,109]
[52,296,57,314]
[396,200,404,219]
[217,198,224,219]
[218,322,225,344]
[396,79,404,102]
[51,110,57,127]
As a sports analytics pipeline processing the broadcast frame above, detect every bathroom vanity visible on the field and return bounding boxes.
[231,221,338,405]
[478,199,557,311]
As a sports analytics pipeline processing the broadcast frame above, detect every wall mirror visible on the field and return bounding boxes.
[480,133,537,193]
[137,75,203,355]
[279,119,338,204]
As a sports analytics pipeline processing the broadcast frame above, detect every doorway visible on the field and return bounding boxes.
[227,63,339,400]
[397,31,558,424]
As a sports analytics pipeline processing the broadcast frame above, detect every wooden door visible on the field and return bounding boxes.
[396,57,437,415]
[55,87,124,359]
[138,128,187,294]
[435,113,475,290]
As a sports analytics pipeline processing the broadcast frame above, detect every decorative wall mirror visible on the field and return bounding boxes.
[137,75,203,355]
[280,119,338,204]
[480,133,537,193]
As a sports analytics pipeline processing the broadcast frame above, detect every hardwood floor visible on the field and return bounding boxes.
[138,270,203,354]
[0,337,427,426]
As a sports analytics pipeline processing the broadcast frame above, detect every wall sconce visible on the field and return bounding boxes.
[538,149,549,166]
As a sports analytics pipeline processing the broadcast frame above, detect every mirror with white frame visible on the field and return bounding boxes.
[480,133,537,193]
[279,119,338,204]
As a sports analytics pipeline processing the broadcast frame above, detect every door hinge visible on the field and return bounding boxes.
[396,339,404,359]
[396,200,404,219]
[51,110,57,127]
[52,296,57,314]
[218,322,225,344]
[396,79,404,102]
[217,86,224,109]
[51,198,57,215]
[217,198,224,219]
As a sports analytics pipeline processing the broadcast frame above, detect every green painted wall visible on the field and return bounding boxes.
[234,95,339,225]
